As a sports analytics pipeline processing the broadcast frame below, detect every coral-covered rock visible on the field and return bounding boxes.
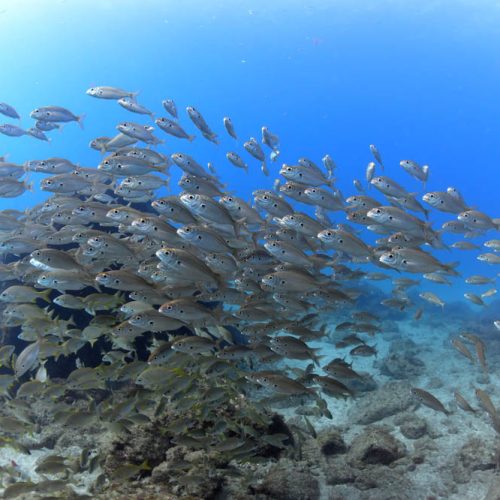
[353,467,414,497]
[451,437,495,483]
[324,462,356,486]
[350,381,414,424]
[378,340,426,379]
[348,427,406,467]
[317,427,347,456]
[394,413,428,439]
[256,459,320,500]
[105,421,171,475]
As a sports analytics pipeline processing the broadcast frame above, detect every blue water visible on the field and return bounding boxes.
[0,0,498,286]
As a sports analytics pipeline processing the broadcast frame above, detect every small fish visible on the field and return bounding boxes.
[477,253,500,264]
[186,105,218,143]
[482,288,497,298]
[226,151,248,172]
[118,97,154,117]
[454,391,476,413]
[171,336,216,354]
[369,144,384,169]
[464,293,485,306]
[451,241,480,250]
[0,124,27,137]
[117,121,162,145]
[86,86,138,99]
[411,388,449,415]
[484,239,500,252]
[111,460,151,481]
[156,117,195,141]
[366,162,376,183]
[350,344,377,357]
[15,341,40,378]
[162,99,178,117]
[0,102,20,119]
[0,285,51,304]
[223,117,238,139]
[30,105,84,128]
[451,338,475,363]
[475,388,497,419]
[262,126,280,150]
[419,291,445,308]
[465,275,495,285]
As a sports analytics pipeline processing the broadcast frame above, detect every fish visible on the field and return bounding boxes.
[86,86,138,99]
[454,391,476,413]
[475,389,497,419]
[118,97,154,117]
[0,102,21,119]
[477,253,500,264]
[350,344,377,357]
[465,275,495,285]
[464,293,485,306]
[460,332,488,373]
[484,239,500,252]
[162,99,178,117]
[419,292,445,308]
[30,105,85,128]
[247,372,315,395]
[14,341,40,378]
[156,117,195,141]
[380,247,460,275]
[223,117,238,139]
[186,106,218,143]
[117,121,162,145]
[400,159,428,184]
[226,151,248,172]
[451,338,475,363]
[422,191,468,214]
[411,388,449,415]
[0,124,27,137]
[369,144,384,169]
[458,210,499,231]
[312,375,354,398]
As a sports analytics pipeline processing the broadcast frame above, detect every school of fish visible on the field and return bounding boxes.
[0,87,498,495]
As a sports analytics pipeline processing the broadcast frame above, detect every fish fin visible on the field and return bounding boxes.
[188,135,196,142]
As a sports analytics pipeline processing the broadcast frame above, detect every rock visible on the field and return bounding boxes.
[324,462,356,486]
[426,377,443,389]
[394,413,427,439]
[378,342,426,379]
[344,374,378,393]
[485,474,500,500]
[317,427,347,456]
[257,459,320,500]
[350,381,414,424]
[105,420,172,475]
[354,467,414,497]
[348,427,406,467]
[451,437,495,483]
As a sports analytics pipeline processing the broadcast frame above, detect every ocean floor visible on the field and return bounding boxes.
[1,302,499,499]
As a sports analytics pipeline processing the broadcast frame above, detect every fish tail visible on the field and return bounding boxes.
[77,114,86,129]
[188,134,196,142]
[38,288,52,304]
